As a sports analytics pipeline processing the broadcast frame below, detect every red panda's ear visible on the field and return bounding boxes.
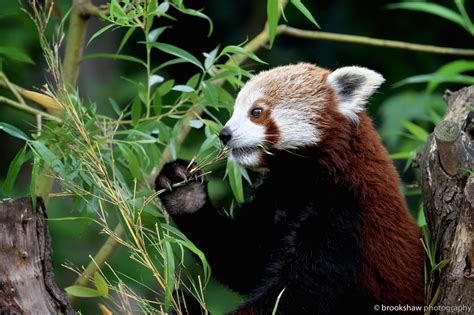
[327,66,385,123]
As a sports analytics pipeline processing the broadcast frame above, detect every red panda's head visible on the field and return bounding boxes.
[219,63,385,168]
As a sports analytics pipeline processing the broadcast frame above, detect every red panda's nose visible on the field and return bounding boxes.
[219,127,232,144]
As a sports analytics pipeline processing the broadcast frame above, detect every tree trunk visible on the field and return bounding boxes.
[0,197,74,315]
[419,86,474,313]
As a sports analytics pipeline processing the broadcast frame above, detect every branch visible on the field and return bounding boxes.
[63,0,93,88]
[0,96,62,122]
[277,25,474,56]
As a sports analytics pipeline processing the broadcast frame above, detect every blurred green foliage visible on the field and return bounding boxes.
[0,0,473,313]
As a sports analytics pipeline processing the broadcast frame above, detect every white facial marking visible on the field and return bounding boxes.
[229,149,261,168]
[328,66,385,123]
[271,103,319,150]
[225,84,266,165]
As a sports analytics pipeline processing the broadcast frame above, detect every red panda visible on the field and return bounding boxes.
[156,63,425,314]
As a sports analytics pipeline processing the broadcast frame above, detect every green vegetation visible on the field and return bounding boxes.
[0,0,472,313]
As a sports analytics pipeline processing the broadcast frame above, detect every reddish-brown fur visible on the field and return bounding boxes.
[248,64,424,306]
[316,72,425,306]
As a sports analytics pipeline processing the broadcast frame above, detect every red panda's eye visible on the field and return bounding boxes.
[251,107,263,118]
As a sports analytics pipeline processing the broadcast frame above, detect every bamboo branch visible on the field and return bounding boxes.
[277,25,474,56]
[71,0,290,294]
[0,96,62,122]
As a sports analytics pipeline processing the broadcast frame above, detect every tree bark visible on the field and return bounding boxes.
[419,86,474,313]
[0,197,74,315]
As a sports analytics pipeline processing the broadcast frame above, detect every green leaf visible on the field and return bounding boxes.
[204,46,220,71]
[202,81,219,108]
[394,73,474,89]
[427,60,474,92]
[189,119,204,129]
[65,286,102,298]
[131,97,142,126]
[84,53,146,66]
[290,0,320,28]
[163,241,175,311]
[202,119,222,134]
[172,85,195,93]
[156,1,170,15]
[117,26,137,53]
[0,123,29,141]
[147,42,203,70]
[3,146,30,193]
[221,45,267,64]
[87,24,115,46]
[386,3,464,28]
[30,155,41,211]
[400,120,429,141]
[158,79,175,96]
[0,46,34,64]
[454,0,474,35]
[175,7,213,36]
[431,259,449,272]
[186,73,201,90]
[267,0,280,48]
[118,144,141,179]
[227,159,244,203]
[147,26,169,43]
[389,151,415,160]
[94,272,109,297]
[30,141,56,160]
[149,74,164,87]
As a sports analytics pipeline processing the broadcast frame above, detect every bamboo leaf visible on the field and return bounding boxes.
[147,26,169,43]
[65,286,102,298]
[30,155,41,211]
[0,46,34,64]
[221,45,267,64]
[267,0,280,48]
[158,79,175,96]
[94,272,109,297]
[290,0,320,28]
[87,24,115,46]
[400,120,429,141]
[147,42,203,70]
[131,97,142,126]
[118,144,141,179]
[387,3,464,28]
[117,26,137,53]
[163,241,175,311]
[0,123,29,141]
[84,53,146,66]
[227,158,244,203]
[172,85,195,92]
[431,259,449,272]
[3,146,30,193]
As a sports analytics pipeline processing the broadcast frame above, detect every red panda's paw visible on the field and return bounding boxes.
[155,159,207,215]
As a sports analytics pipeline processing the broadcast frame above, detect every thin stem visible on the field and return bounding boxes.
[146,44,152,118]
[277,25,474,56]
[0,96,62,122]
